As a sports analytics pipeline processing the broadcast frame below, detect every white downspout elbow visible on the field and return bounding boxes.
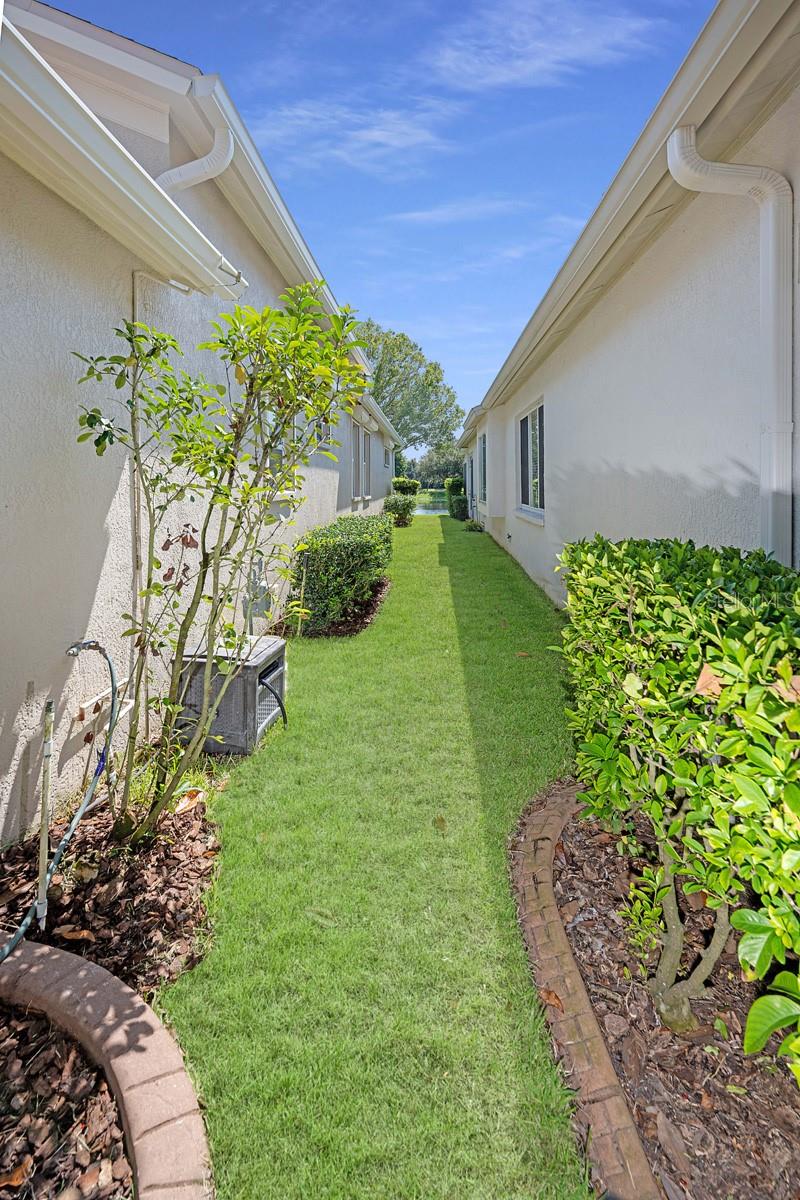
[156,75,235,194]
[667,124,793,566]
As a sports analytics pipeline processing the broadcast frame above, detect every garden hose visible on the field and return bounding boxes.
[0,640,119,966]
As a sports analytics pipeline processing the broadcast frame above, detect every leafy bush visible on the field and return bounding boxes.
[560,536,800,1055]
[383,493,415,527]
[465,519,484,532]
[445,475,466,518]
[292,514,392,633]
[450,494,469,521]
[392,476,420,495]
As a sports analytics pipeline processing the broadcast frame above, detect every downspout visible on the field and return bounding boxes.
[667,125,793,566]
[156,75,235,194]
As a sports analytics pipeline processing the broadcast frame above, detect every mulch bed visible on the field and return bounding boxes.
[555,807,800,1200]
[0,801,218,1200]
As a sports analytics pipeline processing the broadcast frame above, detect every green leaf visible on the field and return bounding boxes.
[743,994,800,1053]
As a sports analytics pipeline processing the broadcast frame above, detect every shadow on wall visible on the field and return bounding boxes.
[0,452,128,843]
[507,457,763,601]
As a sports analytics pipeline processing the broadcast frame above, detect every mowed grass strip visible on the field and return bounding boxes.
[162,517,589,1200]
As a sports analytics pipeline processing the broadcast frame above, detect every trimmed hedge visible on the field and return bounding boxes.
[450,494,468,521]
[445,475,466,518]
[561,536,800,1048]
[383,493,415,527]
[292,514,392,633]
[392,476,420,495]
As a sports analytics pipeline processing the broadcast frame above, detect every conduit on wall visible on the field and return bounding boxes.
[667,124,793,566]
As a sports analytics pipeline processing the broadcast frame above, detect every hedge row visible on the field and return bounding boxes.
[560,536,800,1059]
[444,475,467,520]
[292,514,393,633]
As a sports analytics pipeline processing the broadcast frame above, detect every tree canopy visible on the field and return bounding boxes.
[415,441,465,488]
[358,319,463,450]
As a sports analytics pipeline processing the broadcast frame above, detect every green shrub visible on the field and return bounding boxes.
[445,475,466,517]
[560,536,800,1054]
[383,493,415,527]
[292,514,392,633]
[465,518,484,532]
[450,494,468,521]
[392,476,420,495]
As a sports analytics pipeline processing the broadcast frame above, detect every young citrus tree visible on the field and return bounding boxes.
[76,284,365,841]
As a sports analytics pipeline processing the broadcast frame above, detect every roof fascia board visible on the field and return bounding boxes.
[0,19,246,298]
[6,2,196,93]
[483,0,799,411]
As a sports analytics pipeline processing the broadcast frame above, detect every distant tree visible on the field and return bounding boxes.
[416,442,464,488]
[358,319,463,450]
[394,448,417,479]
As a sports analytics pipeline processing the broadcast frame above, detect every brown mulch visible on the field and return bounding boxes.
[0,801,218,1200]
[555,807,800,1200]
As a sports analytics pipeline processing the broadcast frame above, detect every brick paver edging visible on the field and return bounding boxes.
[0,940,212,1200]
[509,780,662,1200]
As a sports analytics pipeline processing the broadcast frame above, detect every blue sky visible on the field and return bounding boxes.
[65,0,714,424]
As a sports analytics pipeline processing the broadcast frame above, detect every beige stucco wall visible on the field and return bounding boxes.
[0,125,392,842]
[472,82,800,603]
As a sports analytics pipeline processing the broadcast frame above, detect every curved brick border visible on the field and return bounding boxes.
[509,781,662,1200]
[0,941,212,1200]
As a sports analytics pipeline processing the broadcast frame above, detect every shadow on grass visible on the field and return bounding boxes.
[436,514,585,1172]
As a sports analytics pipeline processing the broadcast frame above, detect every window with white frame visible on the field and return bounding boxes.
[352,420,361,499]
[478,433,487,504]
[384,445,391,469]
[519,403,544,512]
[363,431,371,497]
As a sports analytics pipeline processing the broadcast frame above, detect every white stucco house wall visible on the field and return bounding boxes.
[459,0,800,604]
[0,2,400,841]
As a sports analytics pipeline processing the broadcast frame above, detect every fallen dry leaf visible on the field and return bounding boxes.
[515,651,531,658]
[773,674,800,702]
[54,926,96,943]
[176,789,204,815]
[0,1156,33,1188]
[694,663,723,697]
[433,815,447,835]
[538,988,564,1013]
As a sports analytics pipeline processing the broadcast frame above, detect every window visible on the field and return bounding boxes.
[478,433,487,504]
[519,403,544,511]
[384,445,391,469]
[363,431,371,497]
[352,420,361,499]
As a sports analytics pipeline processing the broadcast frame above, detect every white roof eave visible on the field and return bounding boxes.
[0,17,247,300]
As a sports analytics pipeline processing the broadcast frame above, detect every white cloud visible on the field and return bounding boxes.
[246,96,460,177]
[427,0,663,92]
[385,196,533,224]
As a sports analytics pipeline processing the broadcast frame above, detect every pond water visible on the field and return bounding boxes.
[414,503,448,515]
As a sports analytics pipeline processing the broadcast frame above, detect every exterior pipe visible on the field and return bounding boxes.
[35,699,55,930]
[667,124,793,566]
[156,75,235,195]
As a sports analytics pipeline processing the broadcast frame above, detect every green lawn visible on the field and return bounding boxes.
[162,517,588,1200]
[415,487,447,507]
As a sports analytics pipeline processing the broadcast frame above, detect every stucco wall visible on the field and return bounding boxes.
[0,127,391,842]
[475,83,800,602]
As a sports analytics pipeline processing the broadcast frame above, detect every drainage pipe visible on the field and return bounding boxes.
[35,699,54,930]
[667,124,793,566]
[156,75,235,195]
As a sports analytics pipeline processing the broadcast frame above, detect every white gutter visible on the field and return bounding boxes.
[156,74,234,194]
[667,124,793,565]
[0,19,247,300]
